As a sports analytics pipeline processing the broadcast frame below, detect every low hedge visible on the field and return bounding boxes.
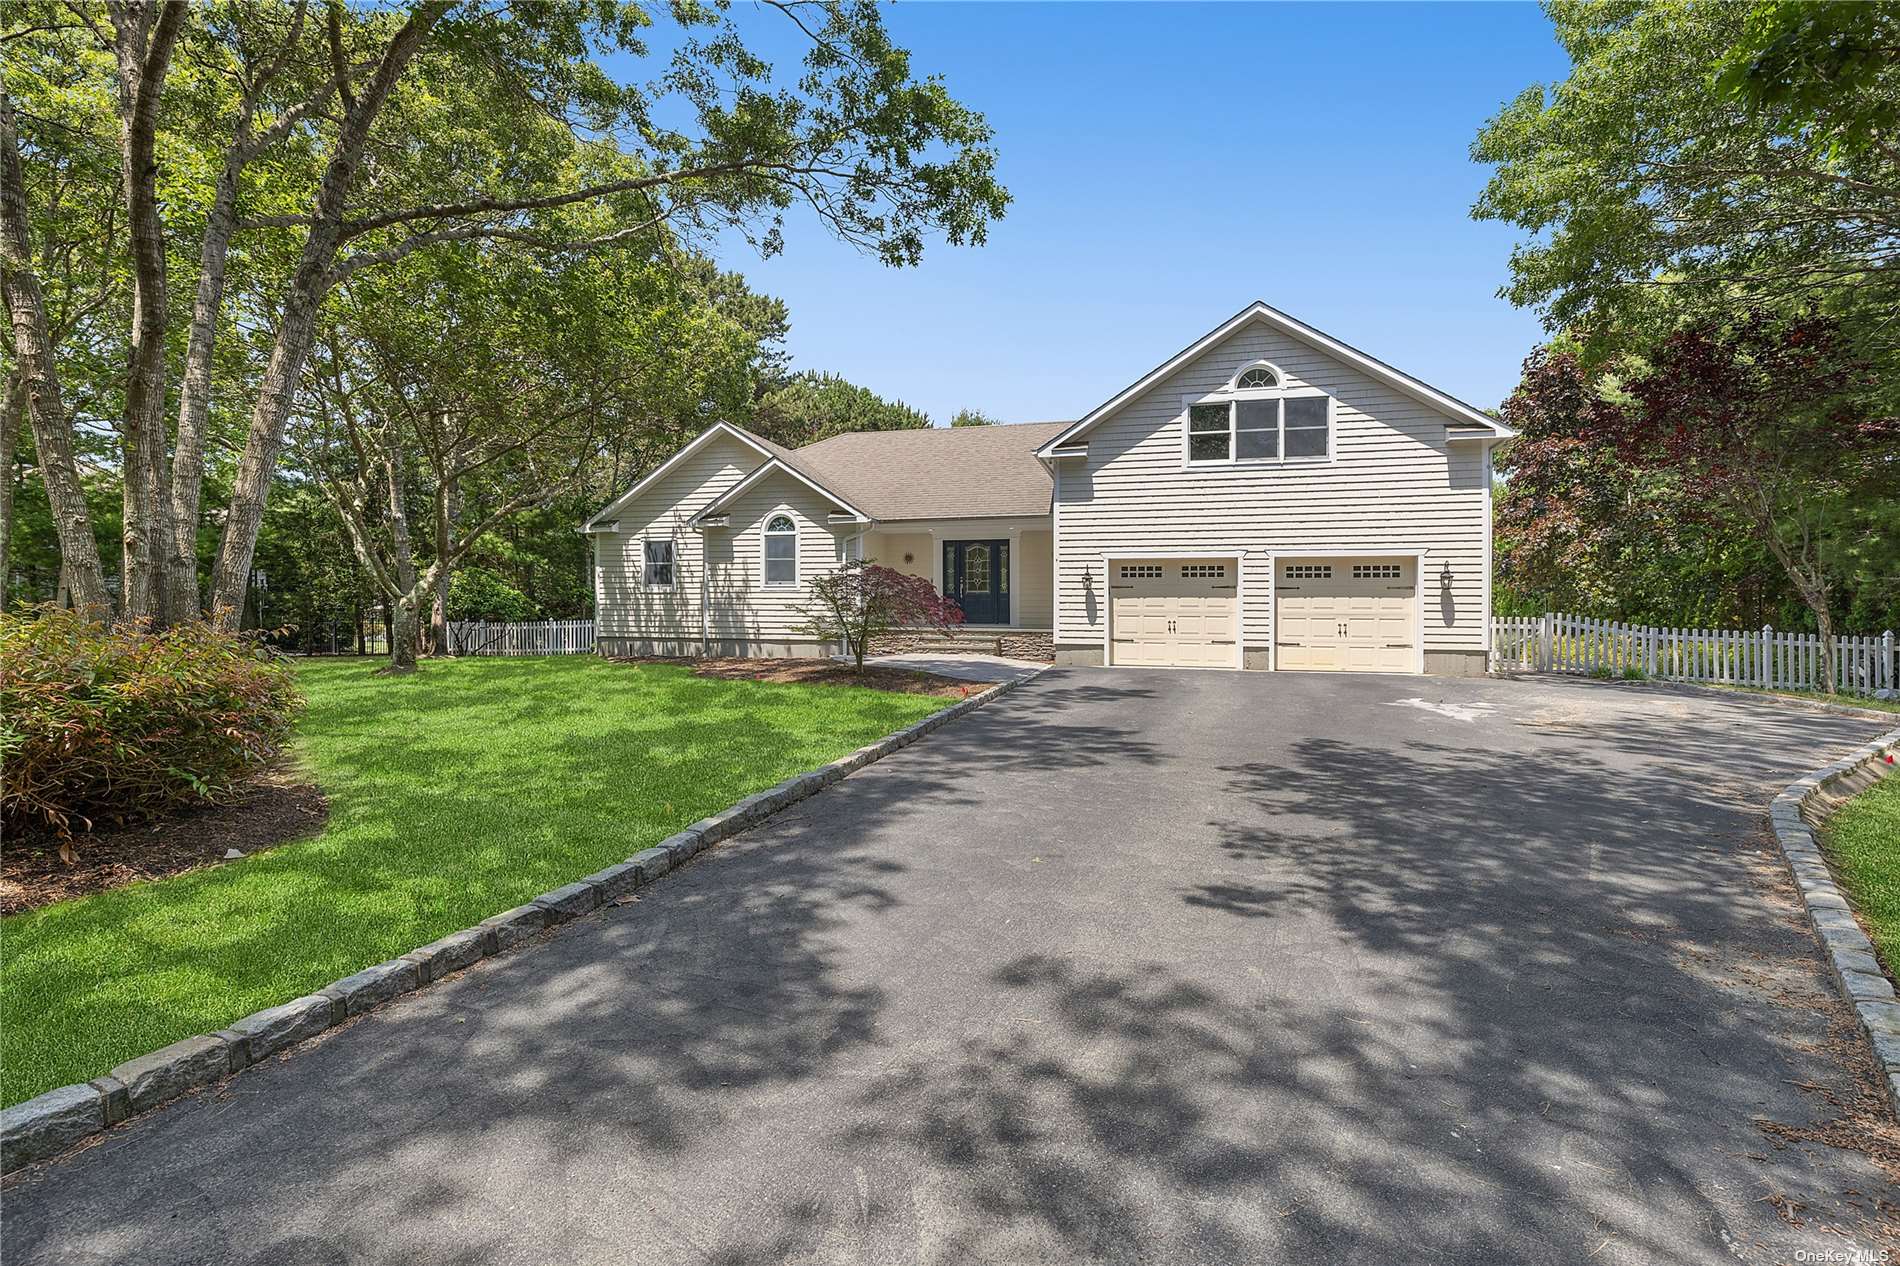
[0,606,303,849]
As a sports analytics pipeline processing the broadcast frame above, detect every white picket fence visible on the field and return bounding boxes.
[447,619,596,657]
[1491,613,1896,695]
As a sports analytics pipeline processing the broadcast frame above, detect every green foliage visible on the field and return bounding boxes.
[0,606,303,844]
[950,408,999,427]
[751,371,931,445]
[250,484,367,650]
[1716,1,1900,160]
[1471,1,1900,348]
[1476,4,1900,643]
[1493,339,1900,632]
[5,0,1007,625]
[0,657,944,1107]
[446,565,538,622]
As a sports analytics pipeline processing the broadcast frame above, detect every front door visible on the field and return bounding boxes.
[944,539,1009,625]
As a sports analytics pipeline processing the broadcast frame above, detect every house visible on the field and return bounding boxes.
[582,301,1513,675]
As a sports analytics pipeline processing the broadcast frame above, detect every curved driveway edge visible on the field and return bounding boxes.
[1768,721,1900,1116]
[0,667,1046,1175]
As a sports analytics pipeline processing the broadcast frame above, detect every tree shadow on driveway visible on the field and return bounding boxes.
[2,671,1894,1265]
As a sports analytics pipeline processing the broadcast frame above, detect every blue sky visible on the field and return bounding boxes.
[683,3,1572,424]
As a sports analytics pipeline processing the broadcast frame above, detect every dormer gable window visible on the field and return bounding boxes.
[1183,361,1333,466]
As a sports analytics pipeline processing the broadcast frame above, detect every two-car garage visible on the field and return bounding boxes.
[1105,554,1420,672]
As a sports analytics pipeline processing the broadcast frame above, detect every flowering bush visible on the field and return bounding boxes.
[797,561,965,671]
[0,606,304,851]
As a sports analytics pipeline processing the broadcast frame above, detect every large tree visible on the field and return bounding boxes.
[1494,343,1794,627]
[293,229,768,670]
[1472,0,1900,347]
[3,0,1007,629]
[751,370,932,445]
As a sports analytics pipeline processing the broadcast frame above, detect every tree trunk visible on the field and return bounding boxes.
[1757,509,1839,695]
[208,5,448,627]
[0,92,112,615]
[431,435,461,654]
[0,370,21,597]
[111,1,186,626]
[386,595,421,672]
[164,0,325,622]
[165,155,242,620]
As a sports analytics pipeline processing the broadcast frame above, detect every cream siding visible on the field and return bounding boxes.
[702,469,857,651]
[865,530,933,584]
[595,432,760,649]
[1053,321,1490,656]
[1016,529,1054,629]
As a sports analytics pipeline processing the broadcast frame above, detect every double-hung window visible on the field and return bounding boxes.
[1184,362,1333,466]
[643,539,674,587]
[763,514,797,586]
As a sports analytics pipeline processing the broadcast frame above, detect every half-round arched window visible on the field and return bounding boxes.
[763,514,797,586]
[1235,364,1279,390]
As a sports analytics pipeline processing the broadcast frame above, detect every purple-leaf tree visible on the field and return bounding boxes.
[797,561,964,672]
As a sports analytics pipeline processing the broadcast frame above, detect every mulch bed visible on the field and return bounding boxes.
[616,656,991,700]
[1,770,329,917]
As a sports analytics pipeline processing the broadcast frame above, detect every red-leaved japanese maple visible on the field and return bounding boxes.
[1601,311,1899,690]
[797,561,964,672]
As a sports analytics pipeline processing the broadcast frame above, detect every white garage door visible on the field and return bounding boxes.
[1109,559,1238,668]
[1274,557,1418,673]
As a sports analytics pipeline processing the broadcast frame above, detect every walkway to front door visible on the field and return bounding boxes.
[944,538,1008,624]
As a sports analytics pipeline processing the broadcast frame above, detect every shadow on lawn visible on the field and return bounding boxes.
[0,657,943,1107]
[2,672,1891,1265]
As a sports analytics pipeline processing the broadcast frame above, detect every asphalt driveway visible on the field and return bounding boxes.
[4,670,1896,1264]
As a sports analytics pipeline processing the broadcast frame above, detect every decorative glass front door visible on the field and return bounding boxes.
[943,539,1009,625]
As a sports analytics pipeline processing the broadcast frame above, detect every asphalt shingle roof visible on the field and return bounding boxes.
[783,421,1072,522]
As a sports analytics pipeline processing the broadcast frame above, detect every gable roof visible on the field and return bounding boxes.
[1034,301,1513,457]
[582,422,778,530]
[689,452,874,524]
[790,421,1072,521]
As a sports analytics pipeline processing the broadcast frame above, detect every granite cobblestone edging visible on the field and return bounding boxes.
[1767,722,1900,1118]
[0,667,1046,1175]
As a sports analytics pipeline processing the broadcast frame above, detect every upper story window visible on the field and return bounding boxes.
[1184,361,1332,466]
[763,514,797,586]
[643,539,674,587]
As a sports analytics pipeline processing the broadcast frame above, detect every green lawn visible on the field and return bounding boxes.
[1,658,945,1107]
[1822,769,1900,975]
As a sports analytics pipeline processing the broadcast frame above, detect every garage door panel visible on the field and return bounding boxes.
[1274,556,1417,674]
[1109,560,1237,669]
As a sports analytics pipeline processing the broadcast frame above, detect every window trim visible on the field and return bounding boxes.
[641,537,676,589]
[1179,384,1335,469]
[761,510,799,588]
[1226,359,1285,392]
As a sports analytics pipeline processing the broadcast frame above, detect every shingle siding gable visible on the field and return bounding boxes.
[1053,323,1489,653]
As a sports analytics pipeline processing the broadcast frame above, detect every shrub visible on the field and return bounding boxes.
[796,561,964,672]
[446,565,539,623]
[1,606,304,850]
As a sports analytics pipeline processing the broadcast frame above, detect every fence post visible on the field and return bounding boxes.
[1539,613,1553,672]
